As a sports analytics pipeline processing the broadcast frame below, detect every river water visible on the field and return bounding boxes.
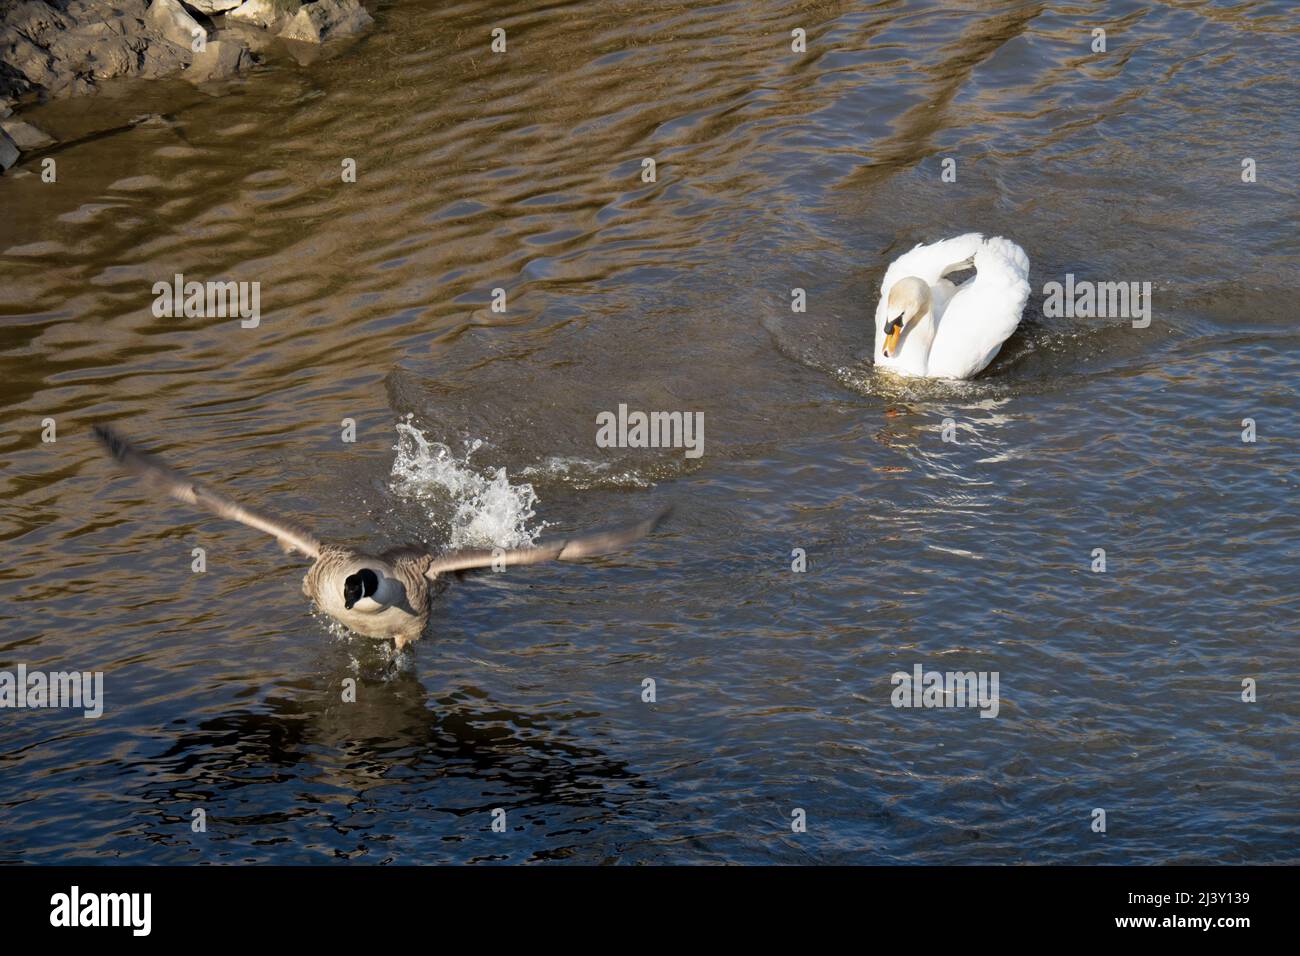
[1,0,1296,863]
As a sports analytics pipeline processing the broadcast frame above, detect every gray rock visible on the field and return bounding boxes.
[279,0,372,44]
[0,0,209,98]
[50,29,132,78]
[66,0,149,19]
[46,73,95,99]
[4,33,60,90]
[4,2,70,46]
[136,36,193,79]
[185,38,251,83]
[0,118,54,150]
[182,0,245,13]
[146,0,208,50]
[225,0,300,29]
[215,19,284,54]
[0,128,19,172]
[38,23,190,88]
[0,0,367,103]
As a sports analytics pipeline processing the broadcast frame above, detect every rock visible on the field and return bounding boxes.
[182,0,245,13]
[146,0,208,50]
[279,0,372,44]
[137,37,193,78]
[225,0,300,29]
[46,73,95,99]
[185,38,251,83]
[0,9,53,97]
[67,0,149,19]
[4,34,60,90]
[0,127,19,172]
[4,2,70,46]
[215,20,283,54]
[0,0,367,103]
[50,29,131,78]
[0,118,53,150]
[0,63,28,102]
[40,24,190,88]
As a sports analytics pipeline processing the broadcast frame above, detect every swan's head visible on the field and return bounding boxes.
[881,277,931,358]
[343,568,380,611]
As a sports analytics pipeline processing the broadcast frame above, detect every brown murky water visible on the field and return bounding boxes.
[1,0,1297,863]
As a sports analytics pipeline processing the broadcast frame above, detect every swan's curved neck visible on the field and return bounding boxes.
[900,309,938,369]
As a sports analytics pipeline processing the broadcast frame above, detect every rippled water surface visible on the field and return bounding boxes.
[1,0,1297,864]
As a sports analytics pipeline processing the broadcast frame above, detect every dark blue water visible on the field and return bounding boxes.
[0,0,1296,863]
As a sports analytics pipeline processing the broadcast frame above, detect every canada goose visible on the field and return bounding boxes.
[92,425,668,648]
[874,233,1030,379]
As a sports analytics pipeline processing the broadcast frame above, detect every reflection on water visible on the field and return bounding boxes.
[127,657,658,864]
[0,0,1297,864]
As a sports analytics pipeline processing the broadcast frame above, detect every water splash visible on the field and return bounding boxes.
[389,416,542,550]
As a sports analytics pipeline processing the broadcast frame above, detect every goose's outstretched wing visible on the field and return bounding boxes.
[926,236,1030,379]
[92,424,321,559]
[425,507,671,577]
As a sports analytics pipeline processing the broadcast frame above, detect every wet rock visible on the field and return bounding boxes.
[5,2,70,45]
[0,0,203,100]
[137,36,193,79]
[185,38,251,83]
[225,0,301,30]
[0,4,67,97]
[1,117,53,149]
[0,0,372,103]
[183,0,245,12]
[66,0,150,19]
[215,19,283,54]
[51,29,130,78]
[37,21,191,91]
[0,61,28,101]
[279,0,372,44]
[4,32,59,91]
[146,0,208,50]
[0,127,19,172]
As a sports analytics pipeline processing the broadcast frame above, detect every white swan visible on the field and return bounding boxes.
[873,233,1030,379]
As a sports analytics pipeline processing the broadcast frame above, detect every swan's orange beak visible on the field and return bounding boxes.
[882,317,903,357]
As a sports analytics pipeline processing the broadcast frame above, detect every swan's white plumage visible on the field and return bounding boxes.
[873,233,1030,379]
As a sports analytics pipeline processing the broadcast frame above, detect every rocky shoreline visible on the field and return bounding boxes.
[0,0,374,171]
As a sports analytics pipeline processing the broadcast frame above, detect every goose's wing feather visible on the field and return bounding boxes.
[93,425,321,559]
[425,507,670,577]
[926,236,1030,379]
[874,232,985,330]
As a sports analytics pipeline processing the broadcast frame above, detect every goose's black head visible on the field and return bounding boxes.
[343,568,380,610]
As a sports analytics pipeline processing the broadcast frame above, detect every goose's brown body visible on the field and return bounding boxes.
[303,546,435,645]
[92,424,667,649]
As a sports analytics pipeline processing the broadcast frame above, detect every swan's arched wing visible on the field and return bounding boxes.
[93,425,321,559]
[926,236,1030,379]
[425,507,670,577]
[874,232,985,331]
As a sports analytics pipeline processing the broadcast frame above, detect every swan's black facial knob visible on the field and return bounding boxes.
[882,315,905,357]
